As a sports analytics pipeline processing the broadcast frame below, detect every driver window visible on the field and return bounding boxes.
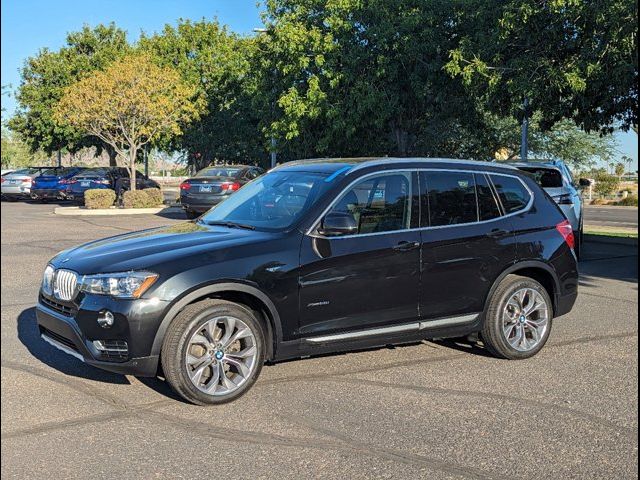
[328,172,414,235]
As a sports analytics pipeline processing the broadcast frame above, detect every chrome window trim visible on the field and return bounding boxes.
[306,168,534,239]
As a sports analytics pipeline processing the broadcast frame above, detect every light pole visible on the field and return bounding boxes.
[520,97,529,162]
[253,27,277,169]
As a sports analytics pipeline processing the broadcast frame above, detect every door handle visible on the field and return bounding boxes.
[487,228,510,239]
[393,241,420,251]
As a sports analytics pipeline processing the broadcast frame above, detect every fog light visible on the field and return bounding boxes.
[97,310,115,328]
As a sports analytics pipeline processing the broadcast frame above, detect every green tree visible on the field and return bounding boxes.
[1,128,48,168]
[141,20,266,169]
[8,24,131,164]
[446,0,638,134]
[615,162,626,178]
[260,0,484,159]
[54,54,202,190]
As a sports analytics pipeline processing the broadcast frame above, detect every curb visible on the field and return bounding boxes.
[584,233,638,247]
[54,205,182,216]
[585,205,638,210]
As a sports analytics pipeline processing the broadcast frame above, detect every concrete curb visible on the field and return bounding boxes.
[584,233,638,247]
[54,205,181,216]
[585,205,638,210]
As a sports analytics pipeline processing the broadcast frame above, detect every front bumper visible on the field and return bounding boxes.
[36,293,170,377]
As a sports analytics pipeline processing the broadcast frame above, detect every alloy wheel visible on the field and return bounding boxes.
[502,288,549,352]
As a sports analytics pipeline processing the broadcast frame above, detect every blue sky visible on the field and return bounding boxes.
[1,0,637,169]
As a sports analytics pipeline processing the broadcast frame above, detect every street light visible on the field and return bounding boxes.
[253,27,277,169]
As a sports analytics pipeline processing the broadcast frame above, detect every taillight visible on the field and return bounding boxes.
[1,177,5,183]
[180,182,191,191]
[60,178,75,185]
[97,179,110,185]
[22,178,32,184]
[556,220,575,250]
[221,182,241,192]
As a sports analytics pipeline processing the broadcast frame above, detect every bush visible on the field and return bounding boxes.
[84,189,116,209]
[617,195,638,206]
[593,173,620,197]
[143,188,164,206]
[122,189,156,208]
[590,197,610,206]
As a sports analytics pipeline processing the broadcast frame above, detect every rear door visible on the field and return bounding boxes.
[419,170,517,321]
[298,171,422,337]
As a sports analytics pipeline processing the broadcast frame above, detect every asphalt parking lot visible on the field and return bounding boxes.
[1,201,638,479]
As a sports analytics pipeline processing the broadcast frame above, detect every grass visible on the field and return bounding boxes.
[584,229,638,239]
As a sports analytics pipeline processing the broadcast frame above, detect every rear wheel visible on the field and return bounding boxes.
[161,299,265,405]
[481,275,552,359]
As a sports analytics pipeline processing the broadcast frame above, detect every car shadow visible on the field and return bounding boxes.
[154,207,189,220]
[579,238,638,285]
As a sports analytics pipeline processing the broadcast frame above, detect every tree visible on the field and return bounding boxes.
[8,24,131,164]
[54,54,201,190]
[141,20,266,170]
[446,0,638,134]
[260,0,485,159]
[615,162,626,178]
[1,128,48,168]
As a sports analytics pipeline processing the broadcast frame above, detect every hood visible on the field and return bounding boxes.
[49,221,275,275]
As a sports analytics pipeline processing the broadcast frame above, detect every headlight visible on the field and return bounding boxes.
[42,264,55,295]
[79,272,158,299]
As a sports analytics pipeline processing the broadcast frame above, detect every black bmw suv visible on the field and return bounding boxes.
[36,158,578,404]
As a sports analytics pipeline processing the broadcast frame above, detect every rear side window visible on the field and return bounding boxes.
[476,174,502,221]
[425,171,477,226]
[490,175,531,213]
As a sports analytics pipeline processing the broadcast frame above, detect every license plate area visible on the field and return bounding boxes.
[81,181,90,187]
[199,185,212,193]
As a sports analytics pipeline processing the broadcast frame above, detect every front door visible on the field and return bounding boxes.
[298,171,422,337]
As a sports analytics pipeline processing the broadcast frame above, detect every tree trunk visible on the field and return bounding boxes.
[129,147,137,191]
[394,127,410,157]
[107,145,118,167]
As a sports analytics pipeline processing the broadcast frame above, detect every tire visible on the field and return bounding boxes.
[481,274,553,360]
[161,299,266,405]
[185,209,199,220]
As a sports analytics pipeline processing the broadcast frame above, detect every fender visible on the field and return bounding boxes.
[482,260,561,317]
[150,282,284,359]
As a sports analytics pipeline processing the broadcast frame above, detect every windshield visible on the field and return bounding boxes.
[518,167,564,188]
[198,170,333,231]
[196,167,241,178]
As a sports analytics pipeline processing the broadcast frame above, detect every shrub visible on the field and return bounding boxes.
[593,173,620,197]
[617,195,638,206]
[84,189,116,209]
[143,188,164,206]
[590,197,610,206]
[122,190,156,208]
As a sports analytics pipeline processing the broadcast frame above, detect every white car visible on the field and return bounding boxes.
[1,168,46,200]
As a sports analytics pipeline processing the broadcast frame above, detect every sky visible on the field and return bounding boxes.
[1,0,637,169]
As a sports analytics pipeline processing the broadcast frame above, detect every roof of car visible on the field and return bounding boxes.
[274,157,522,174]
[504,161,562,170]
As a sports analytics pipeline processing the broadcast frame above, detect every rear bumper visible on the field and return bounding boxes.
[32,188,65,199]
[35,298,164,377]
[555,290,578,318]
[1,185,31,196]
[180,195,226,212]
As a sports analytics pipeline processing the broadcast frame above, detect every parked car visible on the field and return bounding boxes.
[507,160,585,258]
[31,167,86,202]
[1,167,47,200]
[36,158,578,405]
[179,165,265,219]
[63,167,160,204]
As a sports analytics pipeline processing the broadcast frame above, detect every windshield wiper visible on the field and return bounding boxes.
[201,220,256,230]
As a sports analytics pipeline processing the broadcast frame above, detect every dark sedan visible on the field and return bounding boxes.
[64,167,160,204]
[179,165,264,218]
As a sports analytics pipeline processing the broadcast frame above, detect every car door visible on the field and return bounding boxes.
[419,170,517,321]
[298,171,422,337]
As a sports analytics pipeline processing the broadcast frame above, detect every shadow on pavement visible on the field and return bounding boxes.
[579,238,638,285]
[154,208,189,220]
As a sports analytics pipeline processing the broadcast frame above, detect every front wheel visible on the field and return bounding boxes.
[481,275,553,359]
[161,299,265,405]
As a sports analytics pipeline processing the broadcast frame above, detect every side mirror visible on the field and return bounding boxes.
[318,212,358,237]
[578,178,593,187]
